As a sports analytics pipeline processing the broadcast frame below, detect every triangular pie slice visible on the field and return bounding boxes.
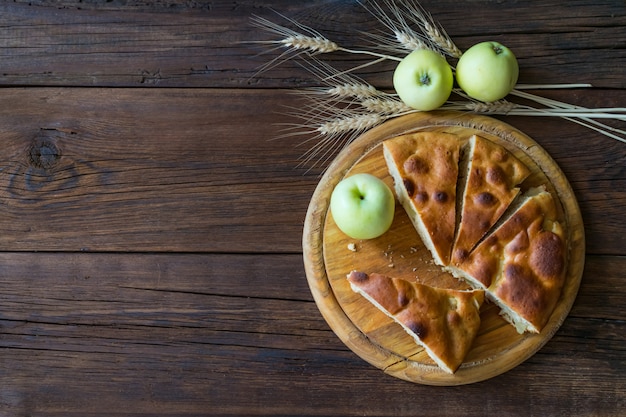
[347,270,485,374]
[451,135,531,266]
[447,187,567,333]
[383,132,463,265]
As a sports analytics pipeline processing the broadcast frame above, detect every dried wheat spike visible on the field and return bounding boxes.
[423,22,462,58]
[394,31,429,51]
[361,98,413,115]
[281,35,339,54]
[317,113,385,135]
[467,100,517,114]
[326,83,379,99]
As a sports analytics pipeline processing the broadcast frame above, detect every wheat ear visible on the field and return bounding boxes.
[293,56,407,119]
[295,57,382,99]
[361,0,462,58]
[361,97,414,115]
[400,0,462,57]
[252,2,625,169]
[251,12,401,77]
[447,90,626,143]
[358,0,432,56]
[283,110,387,171]
[421,21,462,58]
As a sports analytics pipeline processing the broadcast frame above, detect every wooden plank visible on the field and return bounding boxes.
[0,252,622,415]
[0,1,621,415]
[0,87,321,253]
[0,87,623,254]
[0,1,623,88]
[572,255,626,321]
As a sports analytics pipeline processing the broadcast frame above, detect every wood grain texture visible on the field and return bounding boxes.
[0,0,623,415]
[0,252,623,416]
[0,88,622,254]
[0,88,320,253]
[0,1,623,88]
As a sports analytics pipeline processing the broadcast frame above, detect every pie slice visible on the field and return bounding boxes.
[451,134,531,266]
[383,132,463,265]
[448,187,567,333]
[347,270,485,374]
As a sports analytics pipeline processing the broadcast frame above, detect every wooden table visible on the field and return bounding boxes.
[0,1,623,415]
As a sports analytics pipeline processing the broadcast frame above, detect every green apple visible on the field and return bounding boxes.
[393,49,453,111]
[455,41,519,102]
[330,173,395,240]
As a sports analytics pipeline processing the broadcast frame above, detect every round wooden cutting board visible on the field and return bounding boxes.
[302,111,585,385]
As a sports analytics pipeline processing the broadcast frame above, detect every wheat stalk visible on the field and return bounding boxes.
[445,92,626,143]
[516,83,593,89]
[361,97,414,115]
[360,0,462,58]
[421,21,462,58]
[509,89,626,143]
[274,58,407,169]
[317,113,385,136]
[360,29,428,58]
[252,1,625,169]
[282,110,388,170]
[297,57,382,99]
[281,34,338,54]
[299,57,414,117]
[394,31,429,52]
[358,0,433,56]
[401,0,462,57]
[466,101,518,114]
[250,14,340,54]
[325,84,379,99]
[250,12,401,78]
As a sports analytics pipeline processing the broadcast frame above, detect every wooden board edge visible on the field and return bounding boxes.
[302,167,407,372]
[302,110,585,385]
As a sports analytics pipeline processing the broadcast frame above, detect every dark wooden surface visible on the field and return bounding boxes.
[0,1,623,416]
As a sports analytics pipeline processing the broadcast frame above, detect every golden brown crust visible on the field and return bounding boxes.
[454,188,566,333]
[347,271,484,373]
[379,132,566,337]
[451,135,531,266]
[383,132,462,265]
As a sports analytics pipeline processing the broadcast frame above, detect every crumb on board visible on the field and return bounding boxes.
[347,242,357,252]
[383,244,394,267]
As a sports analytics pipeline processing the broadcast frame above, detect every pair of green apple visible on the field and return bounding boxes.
[394,41,519,110]
[330,43,519,241]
